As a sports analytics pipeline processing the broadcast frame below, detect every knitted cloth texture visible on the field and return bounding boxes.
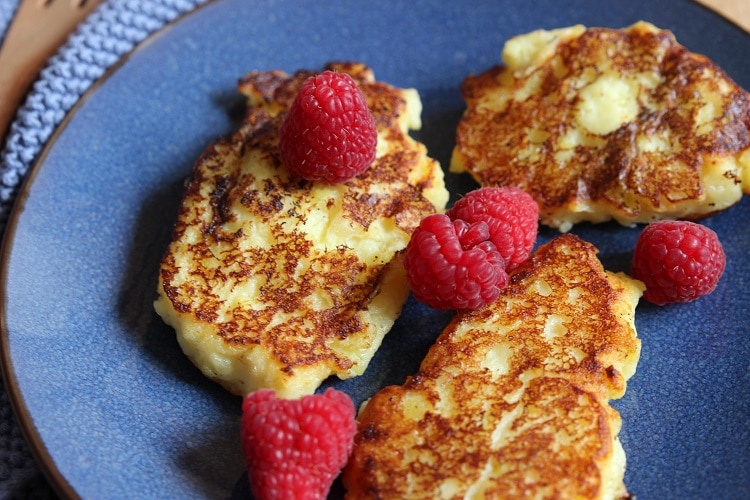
[0,0,206,496]
[0,3,17,47]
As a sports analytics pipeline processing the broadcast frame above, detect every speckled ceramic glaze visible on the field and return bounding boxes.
[1,0,749,498]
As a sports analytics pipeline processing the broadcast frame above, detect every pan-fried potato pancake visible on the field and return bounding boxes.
[451,21,750,231]
[154,62,448,399]
[342,234,643,499]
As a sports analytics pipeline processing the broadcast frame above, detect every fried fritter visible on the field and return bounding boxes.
[451,22,750,231]
[154,62,448,398]
[342,234,643,499]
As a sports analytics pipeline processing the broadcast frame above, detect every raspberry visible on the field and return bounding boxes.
[279,71,378,184]
[446,187,538,271]
[631,220,726,305]
[240,388,357,499]
[405,213,508,310]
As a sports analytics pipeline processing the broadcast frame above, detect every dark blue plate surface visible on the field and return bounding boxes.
[2,0,749,498]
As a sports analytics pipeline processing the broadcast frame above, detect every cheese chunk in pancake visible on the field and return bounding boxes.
[451,21,750,231]
[342,234,643,499]
[154,62,448,398]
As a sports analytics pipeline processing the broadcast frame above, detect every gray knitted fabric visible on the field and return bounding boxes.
[0,3,17,47]
[0,1,206,496]
[0,0,208,232]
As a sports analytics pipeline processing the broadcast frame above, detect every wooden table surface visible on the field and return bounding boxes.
[696,0,750,33]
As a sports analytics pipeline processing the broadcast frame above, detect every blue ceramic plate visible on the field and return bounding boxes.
[2,0,749,498]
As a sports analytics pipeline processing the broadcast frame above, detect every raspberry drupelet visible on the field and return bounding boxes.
[631,220,726,305]
[447,187,538,271]
[406,187,539,310]
[405,214,508,310]
[240,388,357,499]
[278,70,378,184]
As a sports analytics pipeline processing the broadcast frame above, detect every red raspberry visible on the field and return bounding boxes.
[446,187,538,271]
[278,71,377,184]
[631,220,726,305]
[405,213,508,310]
[240,388,357,499]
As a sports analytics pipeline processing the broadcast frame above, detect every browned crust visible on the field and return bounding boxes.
[158,62,444,384]
[342,234,641,498]
[454,23,750,223]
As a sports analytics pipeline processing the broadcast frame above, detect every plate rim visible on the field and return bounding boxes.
[0,3,216,497]
[0,0,748,497]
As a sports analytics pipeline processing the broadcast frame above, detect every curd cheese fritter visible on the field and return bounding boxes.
[154,62,448,399]
[343,234,643,499]
[451,21,750,231]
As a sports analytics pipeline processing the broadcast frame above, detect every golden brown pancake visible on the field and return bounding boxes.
[451,21,750,231]
[342,234,643,499]
[154,62,448,398]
